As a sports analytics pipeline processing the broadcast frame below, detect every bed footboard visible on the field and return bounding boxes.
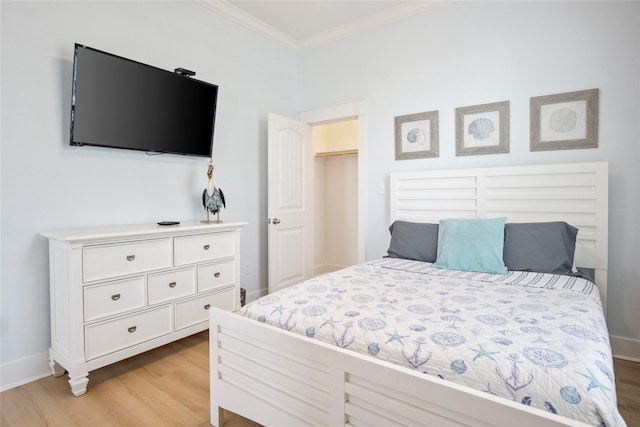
[209,308,586,427]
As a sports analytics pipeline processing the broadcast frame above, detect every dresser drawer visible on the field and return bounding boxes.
[174,232,234,266]
[84,277,146,322]
[175,287,235,330]
[83,238,171,282]
[85,305,172,360]
[198,260,235,293]
[148,267,196,306]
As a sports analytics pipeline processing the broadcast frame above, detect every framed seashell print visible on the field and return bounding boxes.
[530,89,598,151]
[394,110,439,160]
[455,101,509,156]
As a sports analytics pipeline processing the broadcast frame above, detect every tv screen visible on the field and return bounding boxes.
[70,44,218,157]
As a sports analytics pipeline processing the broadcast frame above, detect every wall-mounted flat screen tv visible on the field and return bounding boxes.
[70,43,218,157]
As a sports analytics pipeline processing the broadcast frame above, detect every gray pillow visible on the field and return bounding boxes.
[387,221,439,263]
[503,222,578,275]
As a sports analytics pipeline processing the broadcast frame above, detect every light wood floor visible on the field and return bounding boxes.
[615,357,640,427]
[0,332,260,427]
[1,331,638,426]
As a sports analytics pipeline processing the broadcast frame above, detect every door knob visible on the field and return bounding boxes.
[272,218,281,225]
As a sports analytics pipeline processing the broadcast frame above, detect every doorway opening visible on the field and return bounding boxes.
[312,120,359,276]
[299,100,367,280]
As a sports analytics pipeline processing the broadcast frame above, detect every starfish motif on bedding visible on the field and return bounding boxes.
[320,316,340,329]
[385,330,408,345]
[378,309,390,318]
[470,344,500,362]
[578,368,611,395]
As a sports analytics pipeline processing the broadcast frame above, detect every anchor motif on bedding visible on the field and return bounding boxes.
[278,309,298,331]
[402,337,432,369]
[496,353,534,398]
[270,304,285,316]
[332,321,355,348]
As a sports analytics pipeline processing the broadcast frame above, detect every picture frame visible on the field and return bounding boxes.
[530,88,598,151]
[455,101,509,156]
[394,111,439,160]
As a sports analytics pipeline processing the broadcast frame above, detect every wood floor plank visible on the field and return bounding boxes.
[614,358,640,426]
[1,331,637,426]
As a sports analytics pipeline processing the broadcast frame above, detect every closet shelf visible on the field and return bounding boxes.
[315,149,358,158]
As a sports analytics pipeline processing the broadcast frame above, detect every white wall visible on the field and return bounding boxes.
[298,1,640,344]
[0,1,296,388]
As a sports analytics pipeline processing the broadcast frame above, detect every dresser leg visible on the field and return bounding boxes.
[49,360,65,377]
[211,406,224,427]
[68,372,89,396]
[48,350,65,377]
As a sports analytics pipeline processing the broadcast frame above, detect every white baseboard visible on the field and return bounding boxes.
[1,352,52,392]
[610,335,640,362]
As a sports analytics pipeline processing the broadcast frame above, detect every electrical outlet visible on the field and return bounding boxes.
[244,263,250,275]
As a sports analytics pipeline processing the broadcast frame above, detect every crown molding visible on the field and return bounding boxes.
[198,0,298,49]
[199,0,449,50]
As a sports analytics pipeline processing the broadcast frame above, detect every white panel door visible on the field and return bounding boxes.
[267,113,313,294]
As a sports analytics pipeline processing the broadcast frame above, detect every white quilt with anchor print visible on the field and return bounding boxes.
[239,259,626,427]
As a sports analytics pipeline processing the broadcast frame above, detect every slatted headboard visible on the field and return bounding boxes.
[389,162,609,311]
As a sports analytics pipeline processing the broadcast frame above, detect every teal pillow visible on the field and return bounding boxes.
[432,217,507,274]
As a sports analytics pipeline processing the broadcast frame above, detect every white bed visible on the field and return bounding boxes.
[210,162,623,426]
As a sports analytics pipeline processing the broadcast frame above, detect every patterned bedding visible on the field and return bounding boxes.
[240,259,627,426]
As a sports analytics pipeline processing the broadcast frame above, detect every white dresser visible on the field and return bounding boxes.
[41,221,246,396]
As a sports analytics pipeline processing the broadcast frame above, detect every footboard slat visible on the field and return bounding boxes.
[344,372,480,426]
[218,331,331,388]
[219,347,330,413]
[219,363,328,425]
[344,402,403,427]
[345,383,461,427]
[211,309,588,427]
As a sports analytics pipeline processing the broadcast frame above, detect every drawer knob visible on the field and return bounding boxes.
[168,282,177,288]
[204,304,211,310]
[203,244,210,250]
[214,272,221,278]
[111,294,121,301]
[128,326,137,333]
[126,255,136,261]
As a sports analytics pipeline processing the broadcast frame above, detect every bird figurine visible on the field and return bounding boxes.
[201,160,225,223]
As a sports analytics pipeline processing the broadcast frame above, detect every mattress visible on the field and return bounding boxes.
[240,259,626,426]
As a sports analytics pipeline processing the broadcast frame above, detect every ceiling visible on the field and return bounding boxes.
[201,0,445,48]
